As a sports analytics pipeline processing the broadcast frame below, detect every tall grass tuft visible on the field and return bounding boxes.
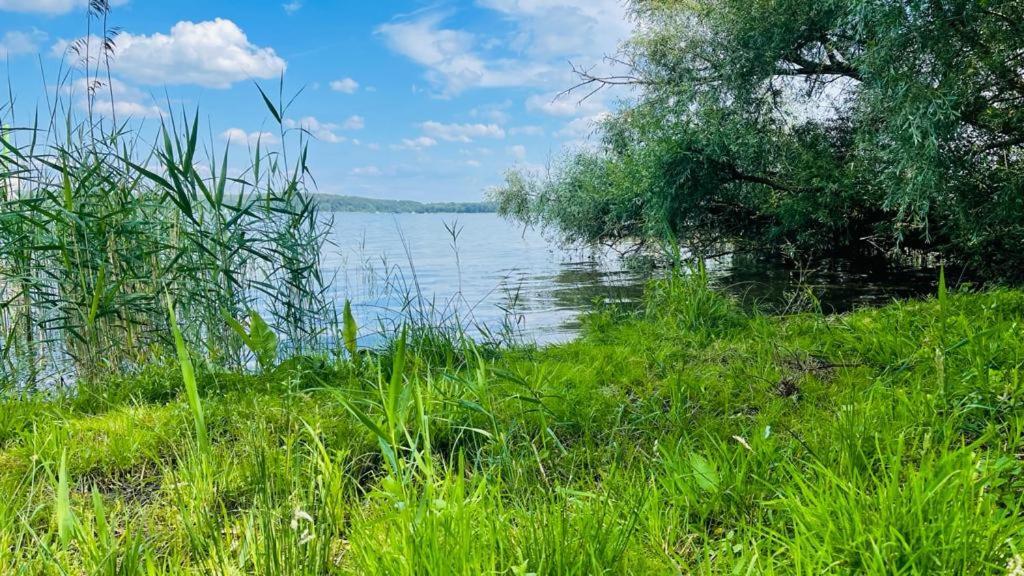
[0,17,331,386]
[167,295,208,455]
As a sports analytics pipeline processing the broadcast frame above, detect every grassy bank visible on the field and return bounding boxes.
[1,274,1023,574]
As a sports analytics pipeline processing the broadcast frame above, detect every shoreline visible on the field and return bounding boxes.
[3,278,1022,573]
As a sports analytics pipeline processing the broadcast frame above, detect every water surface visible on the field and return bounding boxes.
[322,213,949,345]
[322,213,641,345]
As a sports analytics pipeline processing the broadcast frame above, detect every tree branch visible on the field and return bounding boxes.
[558,59,653,104]
[777,54,862,82]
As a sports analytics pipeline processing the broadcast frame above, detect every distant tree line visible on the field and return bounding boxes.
[312,194,496,214]
[493,0,1024,278]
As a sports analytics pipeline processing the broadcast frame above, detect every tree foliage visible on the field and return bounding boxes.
[494,0,1024,275]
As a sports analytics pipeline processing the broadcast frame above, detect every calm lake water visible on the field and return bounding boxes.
[321,213,949,345]
[322,212,642,345]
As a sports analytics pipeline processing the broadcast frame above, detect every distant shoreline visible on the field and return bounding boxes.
[312,194,496,214]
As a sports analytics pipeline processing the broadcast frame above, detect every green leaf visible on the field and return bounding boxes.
[387,325,408,429]
[343,299,359,365]
[223,309,278,371]
[334,392,389,443]
[256,83,282,124]
[167,294,209,454]
[223,310,254,349]
[938,264,948,311]
[86,264,106,329]
[689,453,720,493]
[55,449,77,547]
[247,310,278,370]
[91,487,110,544]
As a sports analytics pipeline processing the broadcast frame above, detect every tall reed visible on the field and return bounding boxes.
[0,6,331,386]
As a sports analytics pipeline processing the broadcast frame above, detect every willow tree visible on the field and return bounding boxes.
[495,0,1024,275]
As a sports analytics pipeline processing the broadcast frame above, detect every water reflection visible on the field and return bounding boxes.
[324,213,643,345]
[324,213,956,345]
[714,251,954,313]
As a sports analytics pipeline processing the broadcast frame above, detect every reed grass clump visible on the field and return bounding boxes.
[1,67,331,387]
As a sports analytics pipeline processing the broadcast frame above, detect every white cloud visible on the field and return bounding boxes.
[330,77,359,94]
[377,13,549,96]
[465,160,482,167]
[394,136,438,151]
[281,115,360,143]
[508,144,527,160]
[284,116,345,143]
[282,1,302,14]
[526,92,608,117]
[94,99,164,119]
[476,0,630,60]
[350,165,382,176]
[0,0,127,15]
[68,77,141,99]
[509,125,544,136]
[66,78,164,119]
[469,101,512,124]
[0,29,46,58]
[221,128,277,146]
[379,3,632,98]
[342,115,365,130]
[421,121,505,142]
[557,112,612,138]
[55,19,286,89]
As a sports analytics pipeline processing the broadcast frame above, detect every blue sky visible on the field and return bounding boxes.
[0,0,633,202]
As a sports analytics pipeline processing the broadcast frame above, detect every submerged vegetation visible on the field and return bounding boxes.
[1,273,1023,573]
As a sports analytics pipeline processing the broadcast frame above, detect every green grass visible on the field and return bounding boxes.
[1,274,1023,574]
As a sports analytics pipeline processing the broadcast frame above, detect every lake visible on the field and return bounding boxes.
[321,213,950,345]
[322,212,642,345]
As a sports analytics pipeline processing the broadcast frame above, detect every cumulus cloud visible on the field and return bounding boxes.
[421,121,505,142]
[509,125,544,136]
[0,29,46,58]
[526,92,608,117]
[68,77,141,99]
[282,1,302,14]
[350,165,382,176]
[477,0,630,60]
[469,101,512,124]
[394,136,438,151]
[94,99,164,119]
[508,144,527,160]
[66,78,164,119]
[221,128,277,146]
[342,115,365,130]
[0,0,127,14]
[557,112,613,139]
[330,77,359,94]
[377,13,548,96]
[284,116,345,143]
[55,19,286,89]
[379,2,632,99]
